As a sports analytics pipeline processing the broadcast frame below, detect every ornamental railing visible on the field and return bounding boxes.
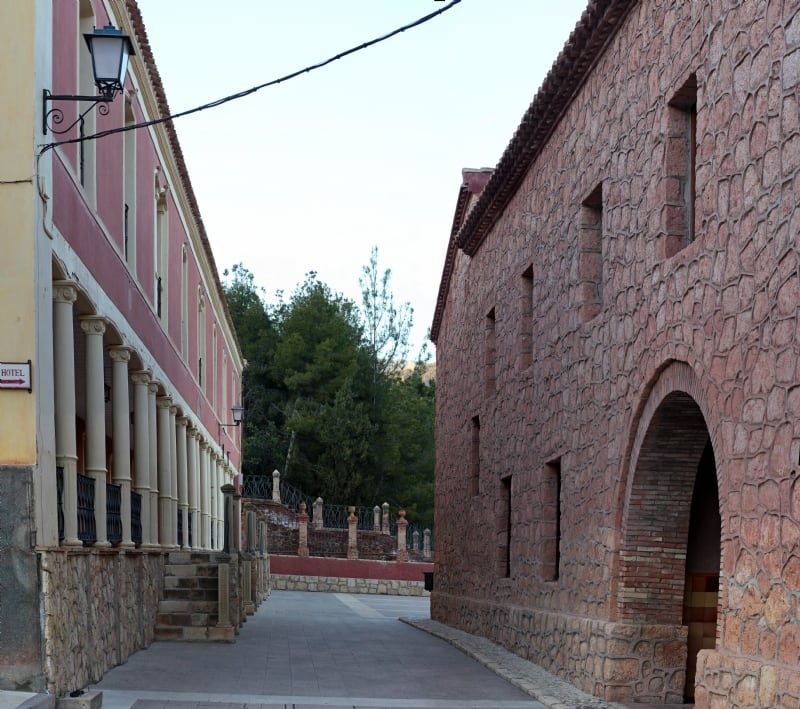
[131,490,142,545]
[107,482,122,544]
[77,473,96,543]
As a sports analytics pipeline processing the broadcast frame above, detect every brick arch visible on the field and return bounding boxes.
[617,360,720,624]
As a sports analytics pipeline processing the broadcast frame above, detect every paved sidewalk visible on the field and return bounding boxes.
[91,591,545,709]
[2,591,689,709]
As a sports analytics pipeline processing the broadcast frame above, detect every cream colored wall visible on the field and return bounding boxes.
[0,1,37,465]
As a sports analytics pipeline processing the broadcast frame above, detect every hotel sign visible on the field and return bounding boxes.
[0,361,32,391]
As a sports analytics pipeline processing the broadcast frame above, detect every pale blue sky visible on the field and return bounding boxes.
[134,0,588,356]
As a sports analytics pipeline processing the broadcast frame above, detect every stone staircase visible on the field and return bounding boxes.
[154,551,235,642]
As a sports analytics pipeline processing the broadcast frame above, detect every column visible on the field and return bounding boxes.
[156,395,172,547]
[314,497,324,530]
[147,382,160,546]
[81,316,110,547]
[53,282,80,546]
[109,346,134,547]
[169,405,179,547]
[176,415,189,549]
[216,457,224,550]
[209,452,218,549]
[131,370,152,546]
[347,506,358,560]
[187,428,199,549]
[297,502,309,557]
[199,439,209,549]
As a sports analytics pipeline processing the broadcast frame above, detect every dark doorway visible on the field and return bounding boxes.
[682,438,721,701]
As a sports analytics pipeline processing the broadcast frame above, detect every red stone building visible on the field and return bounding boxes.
[430,0,800,706]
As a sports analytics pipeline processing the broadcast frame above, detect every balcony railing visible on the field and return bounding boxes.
[107,482,122,544]
[131,490,142,545]
[55,466,145,547]
[77,473,96,543]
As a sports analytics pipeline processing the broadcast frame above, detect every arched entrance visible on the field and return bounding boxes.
[619,364,721,702]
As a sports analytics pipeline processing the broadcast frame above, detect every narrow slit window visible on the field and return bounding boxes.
[542,458,562,581]
[520,266,533,370]
[578,184,603,322]
[485,307,496,394]
[664,74,698,256]
[470,415,480,497]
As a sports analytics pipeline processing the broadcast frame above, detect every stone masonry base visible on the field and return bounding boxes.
[271,573,429,596]
[39,548,164,697]
[431,592,687,704]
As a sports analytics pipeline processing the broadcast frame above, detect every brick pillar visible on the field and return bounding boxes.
[396,509,408,562]
[313,497,324,529]
[373,505,381,531]
[297,502,309,557]
[347,506,358,560]
[381,502,390,534]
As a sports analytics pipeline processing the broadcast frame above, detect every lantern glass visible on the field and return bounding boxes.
[231,403,244,424]
[84,25,134,96]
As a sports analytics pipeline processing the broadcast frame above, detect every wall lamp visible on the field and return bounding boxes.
[43,24,135,135]
[219,403,244,443]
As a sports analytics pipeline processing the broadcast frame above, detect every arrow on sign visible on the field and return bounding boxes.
[1,378,26,385]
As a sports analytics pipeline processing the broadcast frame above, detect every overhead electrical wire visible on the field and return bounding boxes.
[39,0,462,154]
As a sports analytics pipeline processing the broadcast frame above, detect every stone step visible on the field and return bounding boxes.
[156,612,217,627]
[166,551,216,565]
[164,575,218,590]
[164,563,219,577]
[158,599,218,614]
[162,587,218,602]
[154,624,235,642]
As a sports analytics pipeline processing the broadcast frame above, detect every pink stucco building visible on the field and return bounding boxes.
[0,0,246,693]
[431,0,800,706]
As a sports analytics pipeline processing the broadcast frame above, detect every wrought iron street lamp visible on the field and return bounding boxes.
[219,403,244,456]
[43,24,135,135]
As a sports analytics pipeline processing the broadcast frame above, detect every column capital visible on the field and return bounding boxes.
[79,316,107,336]
[53,281,78,304]
[156,395,173,409]
[169,405,179,416]
[199,438,209,451]
[131,369,152,386]
[177,415,189,428]
[108,346,132,363]
[188,427,200,440]
[148,381,161,395]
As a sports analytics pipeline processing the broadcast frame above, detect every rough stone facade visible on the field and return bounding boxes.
[430,0,800,706]
[39,549,163,696]
[271,574,428,596]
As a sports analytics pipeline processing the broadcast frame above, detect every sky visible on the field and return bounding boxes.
[134,0,589,357]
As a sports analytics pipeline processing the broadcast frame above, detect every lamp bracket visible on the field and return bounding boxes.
[42,89,114,136]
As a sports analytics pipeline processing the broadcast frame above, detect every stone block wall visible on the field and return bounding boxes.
[431,0,800,705]
[271,574,428,596]
[39,549,163,696]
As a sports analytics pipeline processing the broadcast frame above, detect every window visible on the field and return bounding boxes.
[212,325,218,409]
[78,0,96,201]
[663,74,698,257]
[123,98,136,269]
[470,416,480,496]
[485,308,496,394]
[222,350,228,419]
[520,266,533,369]
[181,246,189,357]
[499,476,512,578]
[155,185,168,321]
[542,458,562,581]
[578,184,603,322]
[197,290,206,387]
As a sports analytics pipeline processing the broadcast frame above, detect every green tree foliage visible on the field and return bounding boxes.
[222,252,435,530]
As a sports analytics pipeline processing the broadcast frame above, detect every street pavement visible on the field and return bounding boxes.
[92,590,548,709]
[2,590,688,708]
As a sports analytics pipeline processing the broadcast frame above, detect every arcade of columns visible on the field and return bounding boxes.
[52,280,232,551]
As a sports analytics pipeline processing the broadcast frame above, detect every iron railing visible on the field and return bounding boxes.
[107,482,122,543]
[56,466,64,541]
[131,490,142,545]
[242,475,433,545]
[77,473,96,543]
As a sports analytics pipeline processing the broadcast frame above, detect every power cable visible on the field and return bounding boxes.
[39,0,462,154]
